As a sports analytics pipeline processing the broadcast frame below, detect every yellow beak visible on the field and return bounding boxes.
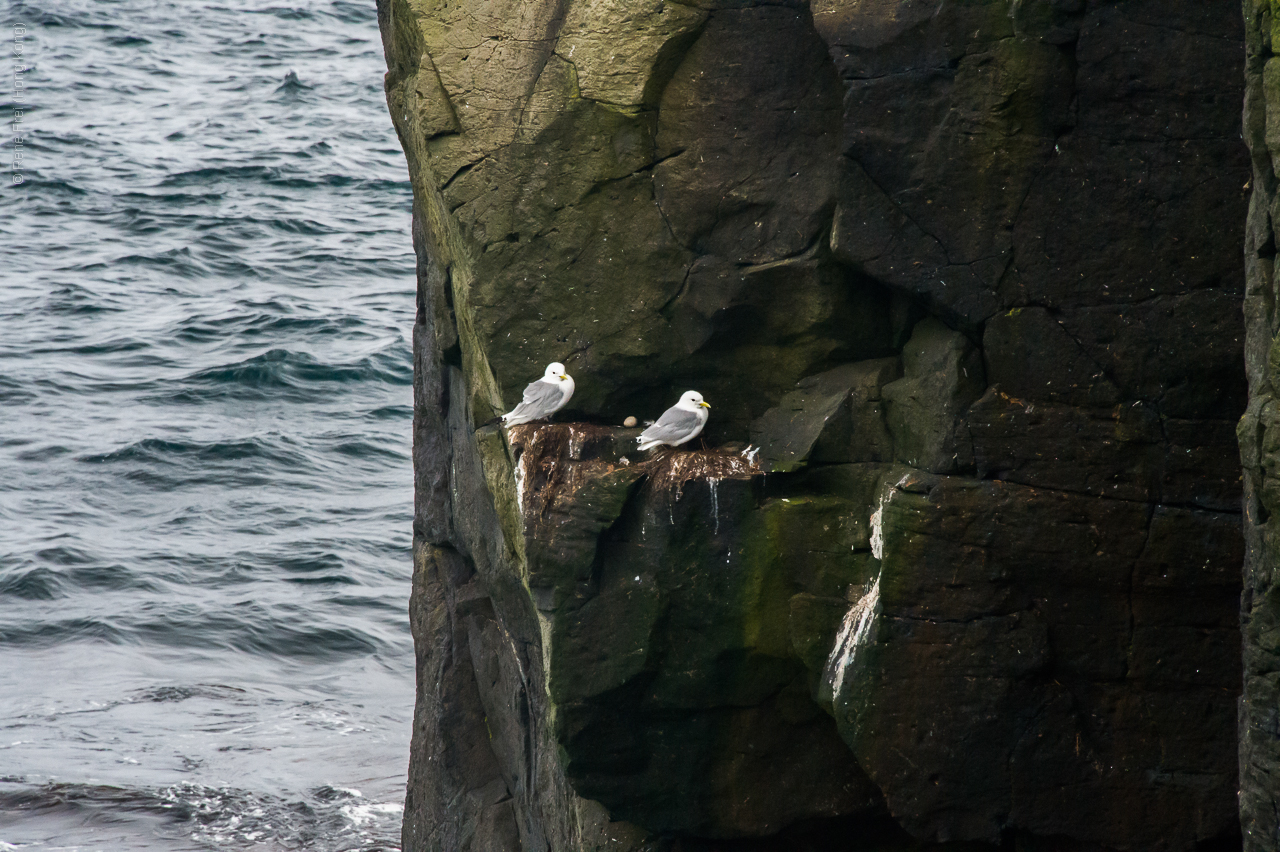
[700,401,710,408]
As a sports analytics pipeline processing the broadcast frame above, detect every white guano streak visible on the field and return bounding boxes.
[515,447,529,516]
[869,492,887,561]
[823,573,881,701]
[709,478,720,536]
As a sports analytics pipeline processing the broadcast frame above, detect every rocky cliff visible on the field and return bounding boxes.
[377,0,1250,849]
[1241,3,1280,850]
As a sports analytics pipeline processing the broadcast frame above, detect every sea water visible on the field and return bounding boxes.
[0,1,415,849]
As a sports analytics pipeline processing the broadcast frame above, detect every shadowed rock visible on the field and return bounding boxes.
[750,358,900,473]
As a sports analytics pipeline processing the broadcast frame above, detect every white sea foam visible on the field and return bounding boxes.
[342,798,403,826]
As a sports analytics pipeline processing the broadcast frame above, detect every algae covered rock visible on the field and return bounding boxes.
[1241,2,1280,846]
[512,426,890,837]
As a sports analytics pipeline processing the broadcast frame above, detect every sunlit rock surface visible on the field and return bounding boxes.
[1241,2,1280,849]
[378,0,1249,849]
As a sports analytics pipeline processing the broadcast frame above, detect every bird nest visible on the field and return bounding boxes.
[640,446,761,495]
[507,423,620,519]
[506,423,761,517]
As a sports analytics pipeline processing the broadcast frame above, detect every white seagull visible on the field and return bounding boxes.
[637,390,710,451]
[501,362,575,426]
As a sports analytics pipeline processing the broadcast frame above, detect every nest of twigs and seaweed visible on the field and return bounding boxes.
[507,423,623,520]
[506,423,762,519]
[639,445,761,497]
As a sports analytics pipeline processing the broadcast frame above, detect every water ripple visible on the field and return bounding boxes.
[0,0,415,848]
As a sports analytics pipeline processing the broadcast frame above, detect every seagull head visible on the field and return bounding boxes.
[544,362,569,382]
[678,390,710,410]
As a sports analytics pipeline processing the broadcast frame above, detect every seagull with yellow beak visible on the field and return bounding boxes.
[637,390,710,451]
[501,362,575,426]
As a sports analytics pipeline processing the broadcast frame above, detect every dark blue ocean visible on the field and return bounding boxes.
[0,1,416,849]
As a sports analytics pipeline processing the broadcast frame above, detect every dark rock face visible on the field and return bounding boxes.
[841,474,1241,846]
[1241,3,1280,849]
[378,0,1249,849]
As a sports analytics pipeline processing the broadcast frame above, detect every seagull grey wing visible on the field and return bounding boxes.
[504,379,565,424]
[639,406,703,445]
[522,379,564,409]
